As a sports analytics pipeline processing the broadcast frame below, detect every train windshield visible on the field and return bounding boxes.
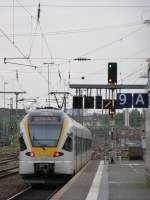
[29,115,63,147]
[29,124,62,147]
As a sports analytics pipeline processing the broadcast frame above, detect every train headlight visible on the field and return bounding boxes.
[53,151,64,157]
[25,151,35,157]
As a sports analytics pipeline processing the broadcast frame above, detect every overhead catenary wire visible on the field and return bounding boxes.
[14,0,54,59]
[0,21,143,38]
[12,0,15,44]
[1,22,149,83]
[1,1,149,105]
[15,0,42,58]
[0,27,28,59]
[0,1,147,68]
[118,45,150,83]
[67,23,149,84]
[15,0,65,91]
[0,57,150,61]
[0,3,150,8]
[1,27,53,96]
[120,63,147,82]
[2,0,60,96]
[15,0,34,16]
[79,25,146,57]
[54,24,147,70]
[14,0,62,91]
[28,23,39,58]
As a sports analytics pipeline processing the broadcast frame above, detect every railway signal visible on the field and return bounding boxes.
[108,62,117,84]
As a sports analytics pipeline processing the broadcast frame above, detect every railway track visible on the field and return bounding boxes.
[0,166,18,178]
[7,185,62,200]
[0,152,18,162]
[6,162,88,200]
[0,152,19,178]
[0,158,17,164]
[0,152,18,158]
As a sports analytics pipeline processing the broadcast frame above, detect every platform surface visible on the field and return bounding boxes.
[52,160,150,200]
[109,161,150,200]
[60,160,100,200]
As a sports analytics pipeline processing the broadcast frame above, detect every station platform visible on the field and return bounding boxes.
[51,160,150,200]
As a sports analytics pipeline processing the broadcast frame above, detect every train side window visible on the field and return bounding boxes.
[63,136,72,152]
[19,136,27,151]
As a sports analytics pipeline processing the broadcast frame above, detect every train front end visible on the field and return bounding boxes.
[19,109,73,183]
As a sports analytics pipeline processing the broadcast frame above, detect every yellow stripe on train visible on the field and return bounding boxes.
[32,147,57,157]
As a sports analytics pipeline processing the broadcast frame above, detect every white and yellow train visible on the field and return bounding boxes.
[19,108,92,184]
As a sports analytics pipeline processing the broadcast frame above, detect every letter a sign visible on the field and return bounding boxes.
[133,93,148,108]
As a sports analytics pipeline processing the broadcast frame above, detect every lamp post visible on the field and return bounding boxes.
[43,62,54,107]
[4,82,8,108]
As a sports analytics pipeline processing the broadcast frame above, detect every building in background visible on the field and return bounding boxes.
[0,108,25,146]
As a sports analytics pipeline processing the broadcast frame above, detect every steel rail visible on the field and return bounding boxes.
[0,158,17,165]
[0,167,19,179]
[7,187,32,200]
[46,186,64,200]
[6,186,62,200]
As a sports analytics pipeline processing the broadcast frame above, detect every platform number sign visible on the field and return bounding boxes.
[133,93,148,108]
[117,93,132,109]
[117,93,149,109]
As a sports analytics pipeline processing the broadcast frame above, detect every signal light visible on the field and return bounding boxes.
[108,78,112,84]
[108,62,117,84]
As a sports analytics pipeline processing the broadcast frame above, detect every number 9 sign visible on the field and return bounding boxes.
[117,93,132,108]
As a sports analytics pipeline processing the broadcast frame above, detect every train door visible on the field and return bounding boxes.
[79,130,82,169]
[81,132,83,167]
[74,127,78,173]
[76,128,82,171]
[85,135,88,163]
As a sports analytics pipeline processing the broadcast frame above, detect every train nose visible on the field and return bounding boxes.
[42,164,49,175]
[35,163,54,176]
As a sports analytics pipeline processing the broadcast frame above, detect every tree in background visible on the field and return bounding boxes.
[129,109,144,128]
[114,109,144,128]
[114,111,125,127]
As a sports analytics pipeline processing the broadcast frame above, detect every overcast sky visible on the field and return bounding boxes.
[0,0,150,109]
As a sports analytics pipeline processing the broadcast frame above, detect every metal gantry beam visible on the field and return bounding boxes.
[69,84,146,90]
[0,91,26,94]
[0,91,26,110]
